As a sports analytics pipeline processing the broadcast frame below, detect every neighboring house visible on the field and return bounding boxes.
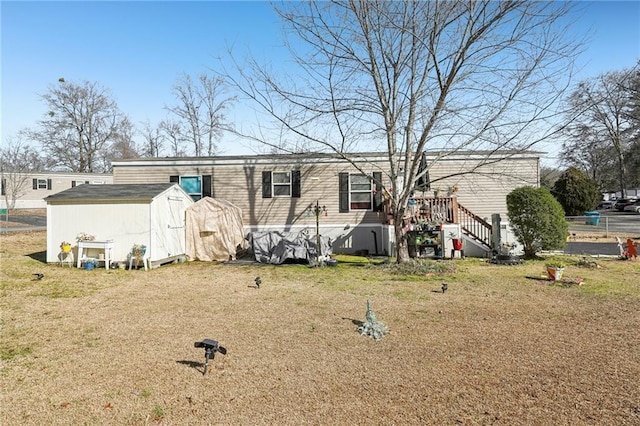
[1,172,113,209]
[112,151,541,256]
[44,183,194,265]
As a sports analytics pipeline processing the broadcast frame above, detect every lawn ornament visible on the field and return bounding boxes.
[194,339,227,375]
[357,300,388,341]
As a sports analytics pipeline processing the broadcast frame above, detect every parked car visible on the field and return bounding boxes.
[623,199,640,213]
[598,200,616,210]
[615,198,637,211]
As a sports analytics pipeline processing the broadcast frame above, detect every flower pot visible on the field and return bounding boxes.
[452,238,463,250]
[546,266,564,281]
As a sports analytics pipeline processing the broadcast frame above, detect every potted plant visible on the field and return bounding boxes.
[76,232,95,242]
[545,260,566,281]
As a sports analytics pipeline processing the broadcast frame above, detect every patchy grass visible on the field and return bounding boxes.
[1,230,639,425]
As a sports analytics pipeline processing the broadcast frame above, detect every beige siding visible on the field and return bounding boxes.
[113,161,389,227]
[112,152,539,227]
[426,157,539,219]
[2,172,112,209]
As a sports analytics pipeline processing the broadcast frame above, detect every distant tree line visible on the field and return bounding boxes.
[1,74,235,174]
[560,64,640,197]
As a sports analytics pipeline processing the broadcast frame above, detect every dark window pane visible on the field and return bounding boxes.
[274,185,291,196]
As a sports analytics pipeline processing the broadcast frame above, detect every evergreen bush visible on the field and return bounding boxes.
[551,167,600,216]
[506,186,568,258]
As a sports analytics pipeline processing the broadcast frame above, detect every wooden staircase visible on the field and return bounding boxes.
[409,197,492,251]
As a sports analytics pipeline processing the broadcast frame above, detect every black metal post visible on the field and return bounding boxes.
[315,200,321,262]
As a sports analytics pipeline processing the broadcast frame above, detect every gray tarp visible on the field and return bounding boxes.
[186,197,247,261]
[249,231,332,264]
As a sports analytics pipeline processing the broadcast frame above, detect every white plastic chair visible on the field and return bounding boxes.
[129,250,150,271]
[59,250,74,267]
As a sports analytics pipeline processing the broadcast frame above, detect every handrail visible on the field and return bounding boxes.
[456,203,492,248]
[406,196,492,249]
[408,197,457,223]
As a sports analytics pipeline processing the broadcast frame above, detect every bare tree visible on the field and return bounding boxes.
[561,123,618,190]
[166,73,235,156]
[563,66,639,197]
[139,120,166,158]
[220,1,579,262]
[1,136,45,211]
[159,119,188,157]
[25,79,131,173]
[99,116,140,171]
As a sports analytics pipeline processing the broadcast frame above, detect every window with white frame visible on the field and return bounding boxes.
[33,178,51,190]
[339,172,382,213]
[261,170,300,198]
[349,174,373,210]
[272,171,291,197]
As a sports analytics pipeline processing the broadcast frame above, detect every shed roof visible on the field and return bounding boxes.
[45,183,179,203]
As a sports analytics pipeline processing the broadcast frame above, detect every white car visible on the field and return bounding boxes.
[623,200,640,213]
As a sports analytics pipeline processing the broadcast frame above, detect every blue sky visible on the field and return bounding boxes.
[1,1,639,160]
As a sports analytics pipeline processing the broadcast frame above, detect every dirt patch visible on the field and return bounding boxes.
[1,231,639,425]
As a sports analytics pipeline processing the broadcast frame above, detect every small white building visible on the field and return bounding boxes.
[45,183,194,266]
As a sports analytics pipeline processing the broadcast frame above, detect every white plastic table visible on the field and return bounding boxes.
[76,240,114,269]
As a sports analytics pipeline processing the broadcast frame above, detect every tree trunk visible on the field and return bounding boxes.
[394,208,410,263]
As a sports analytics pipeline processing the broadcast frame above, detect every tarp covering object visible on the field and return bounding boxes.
[249,231,332,264]
[186,197,247,261]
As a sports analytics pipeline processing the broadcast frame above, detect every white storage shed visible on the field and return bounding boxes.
[45,183,194,266]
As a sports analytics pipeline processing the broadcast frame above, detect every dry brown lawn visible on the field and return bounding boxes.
[1,231,639,425]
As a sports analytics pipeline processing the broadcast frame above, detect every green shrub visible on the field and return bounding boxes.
[507,186,568,258]
[551,167,600,216]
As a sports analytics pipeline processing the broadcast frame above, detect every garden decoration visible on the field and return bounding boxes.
[60,241,72,253]
[130,244,147,268]
[358,300,388,341]
[194,339,227,376]
[545,260,566,281]
[490,242,522,265]
[623,239,637,260]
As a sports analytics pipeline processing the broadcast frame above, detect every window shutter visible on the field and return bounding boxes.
[202,175,212,198]
[1,178,5,196]
[339,173,349,213]
[33,179,38,190]
[169,175,179,183]
[291,170,301,198]
[72,181,76,188]
[373,172,383,212]
[47,179,52,190]
[262,171,272,198]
